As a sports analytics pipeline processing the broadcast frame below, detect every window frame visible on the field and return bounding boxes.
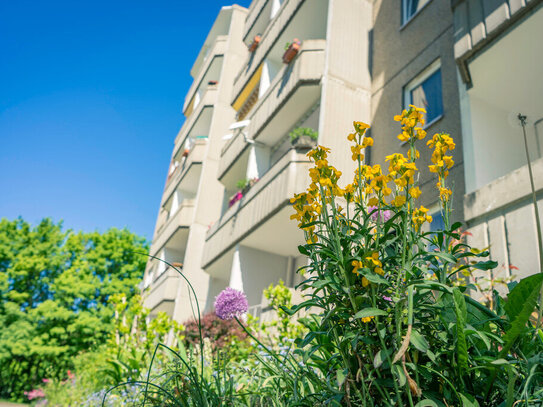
[401,0,432,28]
[403,59,444,130]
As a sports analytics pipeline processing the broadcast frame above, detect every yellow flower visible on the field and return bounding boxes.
[412,205,433,230]
[397,131,410,142]
[361,316,374,323]
[409,187,421,199]
[362,277,370,287]
[352,260,363,275]
[347,133,356,141]
[391,195,406,207]
[362,136,374,148]
[366,252,381,267]
[415,127,426,140]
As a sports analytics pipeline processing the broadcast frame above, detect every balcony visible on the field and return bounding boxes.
[243,0,276,43]
[144,266,180,315]
[151,199,195,256]
[232,0,328,106]
[183,36,227,114]
[452,0,541,83]
[218,40,325,183]
[202,148,310,269]
[162,139,207,207]
[174,86,217,156]
[464,157,543,281]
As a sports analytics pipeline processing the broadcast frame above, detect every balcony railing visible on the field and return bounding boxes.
[151,199,195,256]
[203,148,311,268]
[174,87,217,156]
[144,265,180,314]
[162,139,207,206]
[218,40,325,181]
[232,0,305,104]
[243,0,269,41]
[452,0,539,83]
[183,36,227,113]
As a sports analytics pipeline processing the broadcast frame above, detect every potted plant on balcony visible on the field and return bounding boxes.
[248,35,261,52]
[228,191,243,208]
[182,148,190,158]
[236,177,259,195]
[282,38,301,64]
[289,127,318,149]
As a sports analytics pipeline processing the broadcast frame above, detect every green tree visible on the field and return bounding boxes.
[0,217,148,401]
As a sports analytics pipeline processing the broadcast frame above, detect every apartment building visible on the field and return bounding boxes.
[143,0,543,322]
[452,0,543,282]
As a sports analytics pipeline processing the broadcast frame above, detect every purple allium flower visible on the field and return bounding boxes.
[368,206,392,222]
[214,287,249,320]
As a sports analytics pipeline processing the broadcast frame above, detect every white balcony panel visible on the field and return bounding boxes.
[218,41,324,182]
[175,87,217,153]
[151,200,195,256]
[183,36,227,113]
[203,149,310,269]
[162,140,207,205]
[144,267,180,315]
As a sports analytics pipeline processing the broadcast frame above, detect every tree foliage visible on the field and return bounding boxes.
[0,217,148,401]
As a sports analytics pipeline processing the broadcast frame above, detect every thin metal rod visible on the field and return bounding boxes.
[518,113,543,329]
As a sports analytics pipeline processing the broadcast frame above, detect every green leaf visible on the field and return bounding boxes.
[430,251,457,264]
[410,329,429,353]
[362,271,390,285]
[373,348,392,369]
[354,308,388,320]
[415,400,439,407]
[471,260,498,271]
[501,273,543,356]
[393,364,406,386]
[336,368,348,387]
[453,288,468,374]
[459,392,480,406]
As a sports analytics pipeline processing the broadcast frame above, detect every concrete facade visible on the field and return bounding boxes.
[142,0,543,322]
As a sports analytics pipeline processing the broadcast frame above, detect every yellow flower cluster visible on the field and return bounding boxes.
[394,105,427,143]
[290,191,321,243]
[351,252,384,287]
[427,133,455,202]
[348,121,373,162]
[307,146,344,198]
[289,106,458,249]
[385,153,418,190]
[412,206,433,230]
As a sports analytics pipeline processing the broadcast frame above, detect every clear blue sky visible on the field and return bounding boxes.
[0,0,250,241]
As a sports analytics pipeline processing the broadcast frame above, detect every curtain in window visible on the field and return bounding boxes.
[410,69,443,124]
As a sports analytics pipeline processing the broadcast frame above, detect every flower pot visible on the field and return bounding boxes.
[282,39,301,64]
[249,35,261,52]
[291,135,316,150]
[182,148,190,157]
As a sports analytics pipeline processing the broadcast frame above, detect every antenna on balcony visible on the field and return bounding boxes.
[228,120,265,146]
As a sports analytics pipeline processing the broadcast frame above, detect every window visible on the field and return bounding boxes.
[402,0,431,25]
[427,207,445,252]
[404,60,443,126]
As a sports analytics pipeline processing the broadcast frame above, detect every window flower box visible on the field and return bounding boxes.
[249,35,261,52]
[282,39,301,64]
